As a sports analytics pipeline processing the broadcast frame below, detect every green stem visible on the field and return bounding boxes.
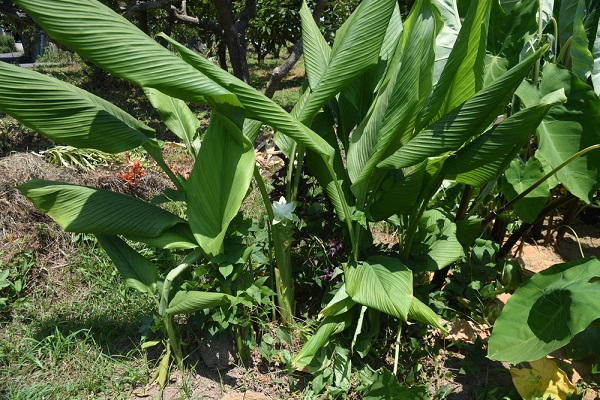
[255,165,294,325]
[291,145,306,202]
[323,157,357,260]
[254,166,274,221]
[550,17,558,62]
[159,248,203,317]
[483,144,600,226]
[393,324,402,376]
[253,167,278,321]
[272,222,295,326]
[165,314,183,370]
[285,142,298,200]
[533,0,544,85]
[402,170,444,259]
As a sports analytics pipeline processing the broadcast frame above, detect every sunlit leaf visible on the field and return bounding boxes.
[411,209,464,271]
[381,45,546,169]
[418,0,491,129]
[345,256,412,320]
[144,88,200,158]
[300,1,331,91]
[18,180,181,236]
[488,257,600,363]
[593,17,600,95]
[432,0,460,85]
[96,234,157,294]
[570,0,594,82]
[502,158,550,224]
[187,110,254,257]
[445,88,566,186]
[166,291,234,315]
[517,63,600,203]
[13,0,231,104]
[0,62,152,153]
[510,358,577,399]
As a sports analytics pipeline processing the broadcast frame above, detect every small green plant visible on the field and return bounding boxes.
[0,35,17,53]
[0,252,34,312]
[35,47,77,64]
[36,145,117,170]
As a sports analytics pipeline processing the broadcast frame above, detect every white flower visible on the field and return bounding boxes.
[272,196,296,224]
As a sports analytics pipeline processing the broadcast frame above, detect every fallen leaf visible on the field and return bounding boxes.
[446,318,490,343]
[511,358,577,399]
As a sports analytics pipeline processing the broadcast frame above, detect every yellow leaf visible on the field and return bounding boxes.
[510,358,577,399]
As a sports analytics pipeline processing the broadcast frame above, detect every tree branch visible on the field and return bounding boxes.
[0,4,33,24]
[264,0,328,98]
[120,0,182,18]
[170,8,222,34]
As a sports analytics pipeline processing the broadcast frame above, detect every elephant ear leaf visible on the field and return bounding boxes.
[517,63,600,203]
[488,257,600,364]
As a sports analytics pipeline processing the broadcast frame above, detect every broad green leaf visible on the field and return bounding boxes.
[565,323,600,360]
[411,209,464,271]
[339,3,403,119]
[301,0,397,118]
[319,284,357,319]
[300,1,331,91]
[0,62,151,153]
[444,88,567,186]
[488,257,600,364]
[369,164,426,221]
[408,297,446,331]
[166,291,234,315]
[18,180,181,236]
[144,88,200,158]
[502,158,550,224]
[432,0,461,85]
[364,368,429,399]
[125,223,198,250]
[160,34,334,159]
[517,63,600,203]
[558,0,578,48]
[14,0,231,104]
[519,0,555,71]
[484,0,537,86]
[345,256,412,320]
[499,0,521,14]
[187,111,254,257]
[593,17,600,95]
[305,109,355,220]
[294,312,355,369]
[418,0,492,130]
[96,234,157,294]
[570,0,594,81]
[348,0,441,199]
[380,45,547,169]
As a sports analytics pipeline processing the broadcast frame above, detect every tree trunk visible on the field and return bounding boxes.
[210,0,251,83]
[263,0,328,97]
[138,10,149,34]
[217,40,228,71]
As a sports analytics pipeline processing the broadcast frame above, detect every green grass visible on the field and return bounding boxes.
[0,238,154,398]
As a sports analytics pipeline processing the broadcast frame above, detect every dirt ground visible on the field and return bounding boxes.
[1,152,599,399]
